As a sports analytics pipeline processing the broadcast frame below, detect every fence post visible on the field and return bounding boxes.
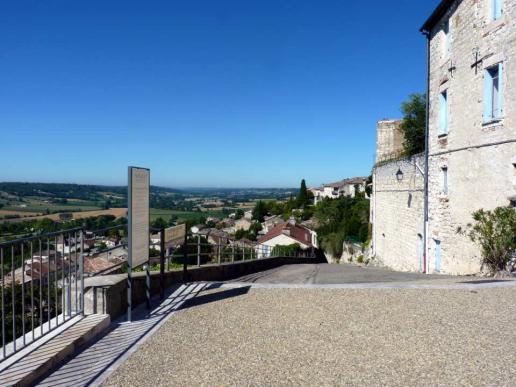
[79,254,84,316]
[232,243,235,262]
[145,263,151,310]
[217,244,221,265]
[197,235,201,267]
[182,232,188,283]
[160,227,165,300]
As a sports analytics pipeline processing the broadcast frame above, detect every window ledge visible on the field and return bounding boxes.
[483,15,506,36]
[482,118,503,127]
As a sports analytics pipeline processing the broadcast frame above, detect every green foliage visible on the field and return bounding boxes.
[252,200,267,222]
[321,233,345,258]
[235,221,262,241]
[457,207,516,273]
[235,209,244,220]
[272,243,302,256]
[400,93,426,156]
[1,282,61,345]
[365,175,373,197]
[172,236,212,265]
[151,217,168,230]
[314,195,370,255]
[296,179,310,208]
[357,255,364,264]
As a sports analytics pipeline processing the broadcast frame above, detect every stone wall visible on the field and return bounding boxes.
[376,119,405,163]
[81,256,323,319]
[426,0,516,274]
[371,154,425,272]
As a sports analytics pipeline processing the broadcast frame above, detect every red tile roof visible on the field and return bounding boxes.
[258,222,314,247]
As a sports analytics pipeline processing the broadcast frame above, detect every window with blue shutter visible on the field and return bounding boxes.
[484,63,504,122]
[498,62,504,118]
[439,91,448,135]
[434,240,442,273]
[493,0,502,20]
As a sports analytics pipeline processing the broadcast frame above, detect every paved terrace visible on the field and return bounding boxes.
[36,264,516,386]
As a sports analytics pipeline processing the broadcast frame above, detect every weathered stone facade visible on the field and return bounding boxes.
[371,153,426,272]
[375,119,405,163]
[425,0,516,274]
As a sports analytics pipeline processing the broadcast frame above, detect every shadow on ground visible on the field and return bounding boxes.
[35,283,249,387]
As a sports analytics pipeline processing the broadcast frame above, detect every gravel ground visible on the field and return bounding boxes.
[104,287,516,386]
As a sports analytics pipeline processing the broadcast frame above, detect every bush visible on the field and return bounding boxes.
[272,243,302,257]
[457,207,516,273]
[321,233,344,258]
[357,255,364,264]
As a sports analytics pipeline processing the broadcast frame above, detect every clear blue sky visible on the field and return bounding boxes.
[0,0,438,188]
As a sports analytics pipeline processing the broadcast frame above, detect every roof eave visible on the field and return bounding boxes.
[420,0,455,34]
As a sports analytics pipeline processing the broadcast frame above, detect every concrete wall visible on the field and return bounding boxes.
[426,0,516,274]
[376,119,405,163]
[371,154,425,272]
[82,256,322,319]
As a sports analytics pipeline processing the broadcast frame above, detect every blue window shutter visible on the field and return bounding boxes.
[439,92,447,134]
[494,0,502,20]
[498,62,504,117]
[434,240,442,272]
[484,70,493,122]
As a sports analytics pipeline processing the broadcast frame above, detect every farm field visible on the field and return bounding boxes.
[150,208,224,223]
[2,197,101,213]
[0,208,128,223]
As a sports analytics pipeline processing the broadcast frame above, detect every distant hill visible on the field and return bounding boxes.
[0,182,183,200]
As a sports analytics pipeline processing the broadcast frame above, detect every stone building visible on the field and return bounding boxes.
[371,0,516,275]
[371,123,426,272]
[421,0,516,274]
[375,119,405,163]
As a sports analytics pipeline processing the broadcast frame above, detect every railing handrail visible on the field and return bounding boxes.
[0,227,84,247]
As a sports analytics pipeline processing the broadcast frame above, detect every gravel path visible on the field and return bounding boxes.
[104,286,516,386]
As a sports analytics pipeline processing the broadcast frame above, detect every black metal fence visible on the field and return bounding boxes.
[0,223,315,361]
[0,227,85,361]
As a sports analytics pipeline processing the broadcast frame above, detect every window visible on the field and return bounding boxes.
[443,20,451,55]
[492,0,502,21]
[442,167,448,195]
[434,240,442,273]
[439,90,448,135]
[484,63,504,122]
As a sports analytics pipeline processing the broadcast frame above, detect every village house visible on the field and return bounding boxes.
[257,219,317,258]
[422,0,515,274]
[234,217,252,231]
[310,177,368,205]
[371,0,516,275]
[261,215,286,234]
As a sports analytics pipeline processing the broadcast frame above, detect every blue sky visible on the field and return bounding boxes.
[0,0,438,188]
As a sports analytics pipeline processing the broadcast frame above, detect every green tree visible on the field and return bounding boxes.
[296,179,310,208]
[235,209,244,220]
[151,217,168,230]
[400,93,426,156]
[252,200,267,222]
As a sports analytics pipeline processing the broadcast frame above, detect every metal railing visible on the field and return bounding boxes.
[156,235,316,271]
[0,223,315,361]
[0,227,85,362]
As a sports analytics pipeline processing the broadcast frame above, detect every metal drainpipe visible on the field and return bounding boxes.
[423,30,431,274]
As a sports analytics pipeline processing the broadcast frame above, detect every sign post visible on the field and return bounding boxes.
[127,166,150,322]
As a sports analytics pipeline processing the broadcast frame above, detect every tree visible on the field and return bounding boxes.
[151,217,168,230]
[296,179,310,208]
[235,209,244,220]
[252,200,267,222]
[400,93,426,156]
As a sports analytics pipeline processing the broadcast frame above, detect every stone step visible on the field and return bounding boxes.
[0,314,110,387]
